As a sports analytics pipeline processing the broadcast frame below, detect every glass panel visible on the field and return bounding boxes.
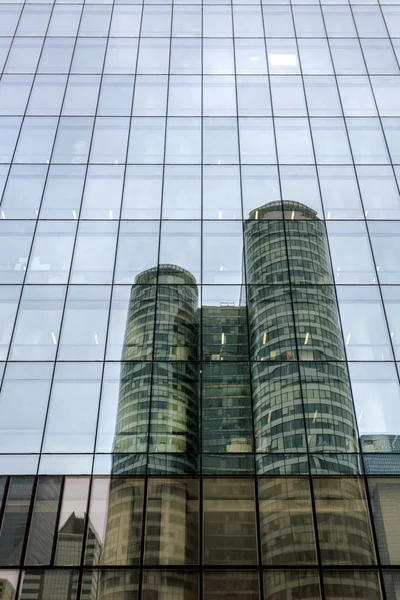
[40,165,85,220]
[9,286,65,361]
[337,286,393,361]
[271,75,307,117]
[58,286,110,361]
[14,117,57,164]
[81,570,140,600]
[203,165,241,220]
[0,477,34,566]
[163,165,201,219]
[80,165,124,220]
[1,165,47,219]
[114,221,160,283]
[382,287,400,360]
[128,117,166,164]
[24,477,62,566]
[104,39,138,75]
[168,75,201,117]
[38,39,74,75]
[323,570,382,600]
[202,362,253,456]
[0,363,52,453]
[203,571,260,600]
[357,166,400,220]
[0,287,20,360]
[203,221,243,285]
[62,75,101,117]
[347,118,390,165]
[264,570,321,600]
[54,478,90,566]
[240,117,276,164]
[27,74,67,116]
[52,117,94,164]
[258,477,317,565]
[133,75,168,118]
[142,571,198,600]
[313,477,376,566]
[349,362,400,440]
[165,117,201,164]
[203,118,239,164]
[19,569,80,600]
[90,477,145,565]
[368,479,400,566]
[203,478,258,565]
[159,221,201,284]
[318,165,364,219]
[0,74,33,116]
[26,221,76,284]
[237,75,271,117]
[42,363,102,453]
[327,221,377,284]
[95,362,150,453]
[0,570,17,600]
[144,478,199,565]
[70,221,118,285]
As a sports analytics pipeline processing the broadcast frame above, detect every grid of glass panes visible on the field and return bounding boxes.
[1,0,400,597]
[0,474,400,599]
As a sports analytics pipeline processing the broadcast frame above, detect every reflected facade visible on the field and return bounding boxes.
[1,0,400,597]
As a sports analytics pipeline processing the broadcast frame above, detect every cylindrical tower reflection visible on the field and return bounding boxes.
[244,201,359,474]
[112,264,199,475]
[99,265,199,599]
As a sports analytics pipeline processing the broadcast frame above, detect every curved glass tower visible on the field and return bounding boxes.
[245,201,359,474]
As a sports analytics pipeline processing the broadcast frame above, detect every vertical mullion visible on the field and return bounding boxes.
[230,3,265,599]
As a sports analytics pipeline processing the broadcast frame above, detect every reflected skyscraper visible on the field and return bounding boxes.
[244,201,359,474]
[97,201,365,599]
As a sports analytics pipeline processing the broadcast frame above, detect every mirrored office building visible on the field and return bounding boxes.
[1,0,400,597]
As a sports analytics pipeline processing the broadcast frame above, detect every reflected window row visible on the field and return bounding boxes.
[2,567,400,600]
[3,219,400,282]
[2,164,400,221]
[2,75,400,119]
[0,359,399,453]
[0,475,399,570]
[2,116,400,167]
[1,4,400,39]
[3,36,400,76]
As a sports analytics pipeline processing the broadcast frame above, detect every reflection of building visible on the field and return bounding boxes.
[112,264,199,475]
[100,265,200,599]
[98,200,367,599]
[0,579,15,600]
[201,305,253,466]
[244,201,359,474]
[20,514,101,600]
[361,435,400,474]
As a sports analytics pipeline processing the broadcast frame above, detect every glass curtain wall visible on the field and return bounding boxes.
[0,0,400,597]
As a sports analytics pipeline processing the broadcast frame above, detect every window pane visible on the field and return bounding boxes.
[26,221,76,284]
[264,570,321,600]
[70,221,118,284]
[204,571,260,600]
[43,364,101,453]
[54,478,90,566]
[142,571,198,600]
[24,477,62,566]
[258,477,317,565]
[81,165,124,220]
[0,477,34,566]
[10,286,65,361]
[203,478,258,565]
[144,478,199,565]
[0,363,52,453]
[313,477,376,565]
[58,286,110,361]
